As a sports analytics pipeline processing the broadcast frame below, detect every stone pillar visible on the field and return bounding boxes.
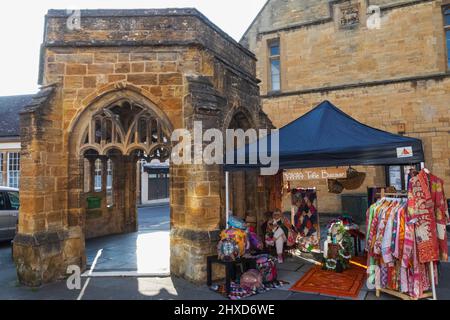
[13,86,85,286]
[170,75,226,283]
[136,161,142,205]
[124,155,138,233]
[170,164,222,282]
[101,157,108,193]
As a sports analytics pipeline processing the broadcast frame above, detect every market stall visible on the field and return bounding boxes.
[221,101,448,300]
[225,100,425,249]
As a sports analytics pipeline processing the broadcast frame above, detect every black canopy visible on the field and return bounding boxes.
[225,101,424,171]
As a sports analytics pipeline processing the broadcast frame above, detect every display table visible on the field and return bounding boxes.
[206,255,255,294]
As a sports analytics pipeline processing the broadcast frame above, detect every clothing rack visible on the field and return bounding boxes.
[376,287,434,300]
[373,188,437,300]
[377,188,408,198]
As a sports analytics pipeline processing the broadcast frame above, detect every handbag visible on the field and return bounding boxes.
[337,167,366,190]
[256,255,278,283]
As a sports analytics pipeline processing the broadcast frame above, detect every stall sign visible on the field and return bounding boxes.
[396,146,413,158]
[284,168,347,181]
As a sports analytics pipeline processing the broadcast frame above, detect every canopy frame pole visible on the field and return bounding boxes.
[225,171,230,226]
[430,261,437,300]
[291,205,295,228]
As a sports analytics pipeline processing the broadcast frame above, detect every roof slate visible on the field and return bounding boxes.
[0,94,35,137]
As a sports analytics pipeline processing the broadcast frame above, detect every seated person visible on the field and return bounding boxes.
[265,209,293,263]
[260,211,273,244]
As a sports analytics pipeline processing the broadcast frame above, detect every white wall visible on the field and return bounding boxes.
[0,142,21,150]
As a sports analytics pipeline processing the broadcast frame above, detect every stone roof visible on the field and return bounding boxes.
[39,8,257,84]
[45,8,254,56]
[0,94,35,138]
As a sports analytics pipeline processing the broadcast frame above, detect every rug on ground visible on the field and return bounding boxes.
[289,264,366,299]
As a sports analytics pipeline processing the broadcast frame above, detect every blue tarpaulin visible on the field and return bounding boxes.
[225,100,424,171]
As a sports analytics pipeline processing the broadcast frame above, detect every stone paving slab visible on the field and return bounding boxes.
[277,261,305,272]
[245,288,293,300]
[276,270,305,290]
[287,292,336,300]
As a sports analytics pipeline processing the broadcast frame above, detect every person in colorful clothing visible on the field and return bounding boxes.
[265,209,294,263]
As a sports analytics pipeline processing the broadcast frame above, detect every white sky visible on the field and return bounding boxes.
[0,0,267,96]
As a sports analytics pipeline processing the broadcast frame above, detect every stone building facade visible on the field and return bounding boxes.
[241,0,450,213]
[13,9,271,286]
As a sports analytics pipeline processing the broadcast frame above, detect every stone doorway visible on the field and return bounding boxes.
[72,94,172,275]
[73,96,172,239]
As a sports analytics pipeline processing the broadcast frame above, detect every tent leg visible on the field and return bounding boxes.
[430,261,437,300]
[225,171,230,226]
[291,205,295,227]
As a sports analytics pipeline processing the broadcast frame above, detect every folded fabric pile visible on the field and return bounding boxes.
[210,280,287,300]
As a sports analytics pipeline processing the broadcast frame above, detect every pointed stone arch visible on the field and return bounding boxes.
[69,83,174,157]
[223,105,257,132]
[66,86,174,244]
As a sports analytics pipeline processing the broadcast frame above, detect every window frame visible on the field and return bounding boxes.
[267,39,281,93]
[7,151,20,189]
[0,152,3,186]
[106,159,113,207]
[0,192,8,210]
[385,164,421,191]
[94,158,102,192]
[7,191,19,210]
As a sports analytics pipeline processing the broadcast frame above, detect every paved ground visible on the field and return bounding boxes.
[0,206,449,300]
[85,206,170,275]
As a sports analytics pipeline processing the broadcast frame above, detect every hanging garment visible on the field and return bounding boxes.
[407,170,449,263]
[366,197,439,298]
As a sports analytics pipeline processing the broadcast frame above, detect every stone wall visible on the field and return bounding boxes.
[241,0,439,52]
[249,0,447,95]
[264,76,450,213]
[242,0,450,214]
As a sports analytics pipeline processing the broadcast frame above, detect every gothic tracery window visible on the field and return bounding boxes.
[80,99,171,162]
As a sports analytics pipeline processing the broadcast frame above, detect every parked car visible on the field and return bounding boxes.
[0,186,19,241]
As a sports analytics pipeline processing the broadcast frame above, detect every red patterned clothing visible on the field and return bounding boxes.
[407,170,449,263]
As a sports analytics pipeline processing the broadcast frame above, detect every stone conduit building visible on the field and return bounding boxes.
[13,9,272,286]
[241,0,450,212]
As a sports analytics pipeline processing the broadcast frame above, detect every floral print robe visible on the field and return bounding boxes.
[407,170,449,263]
